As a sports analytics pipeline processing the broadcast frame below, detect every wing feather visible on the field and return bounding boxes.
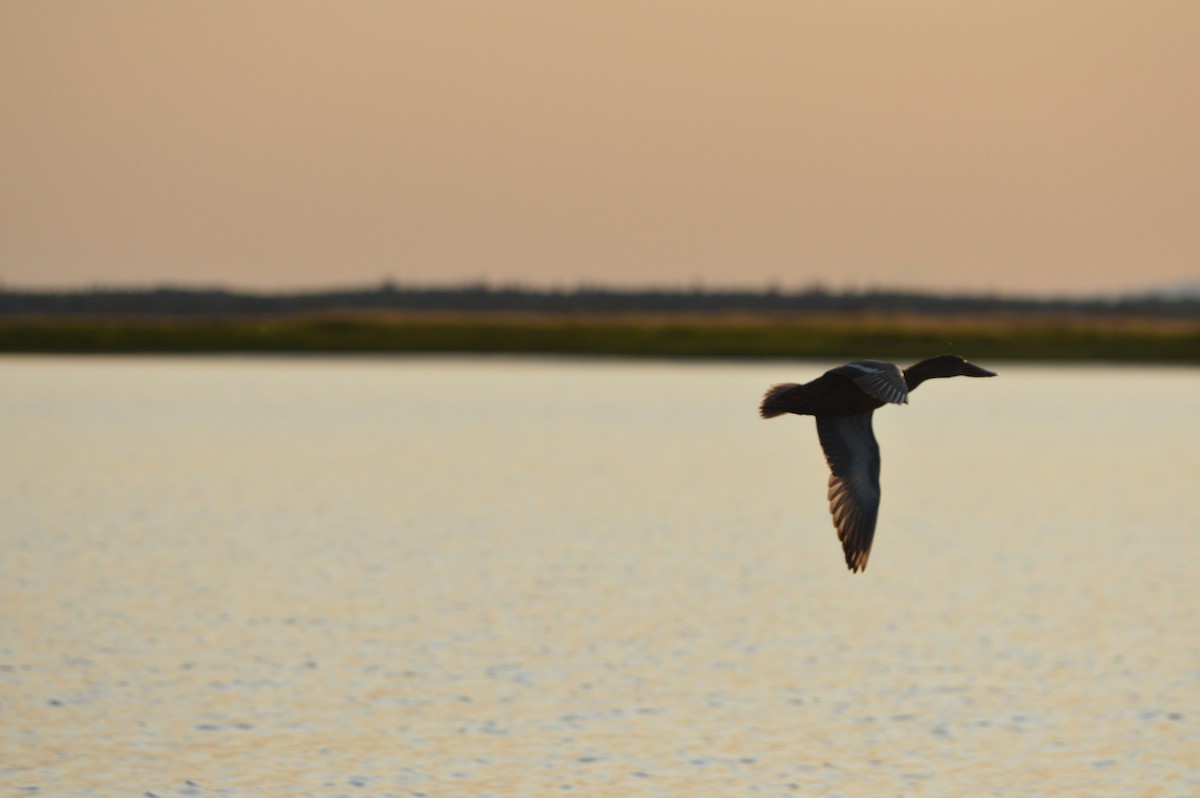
[829,360,908,405]
[816,413,882,572]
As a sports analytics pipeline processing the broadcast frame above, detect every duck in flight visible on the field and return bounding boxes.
[760,355,996,572]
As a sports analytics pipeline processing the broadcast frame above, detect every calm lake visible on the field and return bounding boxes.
[2,356,1197,797]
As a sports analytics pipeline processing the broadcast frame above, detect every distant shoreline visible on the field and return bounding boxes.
[3,282,1199,318]
[2,311,1196,362]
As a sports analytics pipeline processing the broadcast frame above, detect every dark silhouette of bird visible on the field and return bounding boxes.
[760,355,996,572]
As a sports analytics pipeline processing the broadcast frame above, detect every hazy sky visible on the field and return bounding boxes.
[3,2,1198,295]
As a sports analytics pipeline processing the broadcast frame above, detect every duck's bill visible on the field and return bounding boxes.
[963,362,997,377]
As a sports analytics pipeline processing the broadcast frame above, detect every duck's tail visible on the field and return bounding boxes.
[760,383,802,418]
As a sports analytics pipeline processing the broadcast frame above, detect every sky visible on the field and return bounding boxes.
[3,2,1199,296]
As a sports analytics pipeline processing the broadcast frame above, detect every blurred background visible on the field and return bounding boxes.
[2,1,1198,296]
[2,4,1197,797]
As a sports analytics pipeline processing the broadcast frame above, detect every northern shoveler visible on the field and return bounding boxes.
[760,355,996,572]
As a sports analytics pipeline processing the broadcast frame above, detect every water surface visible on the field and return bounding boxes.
[2,357,1197,796]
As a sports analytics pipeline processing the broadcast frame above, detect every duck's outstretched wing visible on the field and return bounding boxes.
[829,360,908,405]
[816,412,882,572]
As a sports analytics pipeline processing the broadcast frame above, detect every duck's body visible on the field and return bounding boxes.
[761,355,995,572]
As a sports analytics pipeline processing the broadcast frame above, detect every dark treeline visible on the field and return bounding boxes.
[1,283,1198,318]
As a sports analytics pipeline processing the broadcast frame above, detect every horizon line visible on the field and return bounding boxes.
[3,277,1197,303]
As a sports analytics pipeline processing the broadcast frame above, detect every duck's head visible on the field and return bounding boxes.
[904,354,997,388]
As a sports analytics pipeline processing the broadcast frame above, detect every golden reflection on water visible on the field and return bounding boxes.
[1,357,1198,796]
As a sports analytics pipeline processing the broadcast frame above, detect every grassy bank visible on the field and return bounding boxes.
[1,314,1198,362]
